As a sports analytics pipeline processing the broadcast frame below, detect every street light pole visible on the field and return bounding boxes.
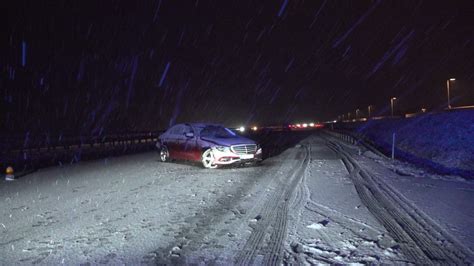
[356,109,360,120]
[368,105,373,119]
[447,78,455,109]
[391,97,397,117]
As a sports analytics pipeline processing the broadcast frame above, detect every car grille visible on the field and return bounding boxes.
[231,144,257,154]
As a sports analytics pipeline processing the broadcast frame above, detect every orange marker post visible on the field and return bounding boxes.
[5,166,15,181]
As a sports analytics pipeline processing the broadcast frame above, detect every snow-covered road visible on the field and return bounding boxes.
[1,133,473,264]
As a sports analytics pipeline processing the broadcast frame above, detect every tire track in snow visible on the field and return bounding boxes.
[235,145,311,265]
[147,155,292,264]
[326,139,473,264]
[263,146,311,266]
[283,138,406,264]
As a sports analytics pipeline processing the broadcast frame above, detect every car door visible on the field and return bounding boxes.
[166,125,183,159]
[181,124,200,161]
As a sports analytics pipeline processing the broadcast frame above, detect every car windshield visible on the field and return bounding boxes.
[200,126,236,138]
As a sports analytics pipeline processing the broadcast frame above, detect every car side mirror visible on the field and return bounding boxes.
[184,132,194,138]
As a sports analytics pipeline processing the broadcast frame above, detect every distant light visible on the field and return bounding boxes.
[391,97,397,100]
[296,124,301,128]
[309,122,315,127]
[252,126,258,131]
[421,108,427,112]
[315,123,324,128]
[332,120,337,123]
[302,123,308,128]
[238,126,245,132]
[449,78,456,81]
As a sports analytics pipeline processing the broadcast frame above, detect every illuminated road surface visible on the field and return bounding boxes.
[1,134,473,264]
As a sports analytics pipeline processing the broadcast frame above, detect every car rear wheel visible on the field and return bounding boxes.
[202,149,218,169]
[160,146,170,162]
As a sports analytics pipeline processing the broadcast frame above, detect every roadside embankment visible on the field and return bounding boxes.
[335,109,474,178]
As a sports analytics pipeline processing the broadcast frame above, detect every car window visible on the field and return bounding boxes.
[167,125,182,136]
[166,126,175,135]
[183,125,193,134]
[200,126,236,138]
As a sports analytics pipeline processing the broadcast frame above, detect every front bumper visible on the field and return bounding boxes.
[212,147,262,165]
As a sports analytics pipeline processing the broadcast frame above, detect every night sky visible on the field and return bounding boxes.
[2,0,474,135]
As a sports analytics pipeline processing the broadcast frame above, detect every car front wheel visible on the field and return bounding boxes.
[160,146,170,162]
[202,149,218,169]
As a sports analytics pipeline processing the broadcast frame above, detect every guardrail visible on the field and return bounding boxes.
[0,131,163,173]
[324,129,388,159]
[324,130,358,145]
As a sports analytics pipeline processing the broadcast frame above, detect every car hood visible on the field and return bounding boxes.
[200,136,256,146]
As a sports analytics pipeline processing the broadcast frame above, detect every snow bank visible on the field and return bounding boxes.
[354,109,474,178]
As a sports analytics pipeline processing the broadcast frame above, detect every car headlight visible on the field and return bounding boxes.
[214,146,230,152]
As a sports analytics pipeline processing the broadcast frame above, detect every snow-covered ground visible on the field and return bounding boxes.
[359,151,474,252]
[1,133,472,264]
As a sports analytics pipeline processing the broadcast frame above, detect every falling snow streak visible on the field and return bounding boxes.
[309,0,327,29]
[169,81,189,127]
[77,59,85,81]
[269,87,280,104]
[256,27,266,42]
[63,100,69,117]
[91,101,118,135]
[284,57,295,72]
[86,24,93,39]
[294,87,305,100]
[245,113,256,125]
[159,62,171,87]
[8,66,15,80]
[392,45,408,65]
[368,29,415,77]
[333,0,381,48]
[153,0,162,23]
[126,56,139,108]
[206,24,213,36]
[277,0,289,17]
[282,104,297,121]
[178,28,185,46]
[23,132,30,148]
[250,54,262,72]
[392,76,406,89]
[21,41,27,67]
[342,46,351,58]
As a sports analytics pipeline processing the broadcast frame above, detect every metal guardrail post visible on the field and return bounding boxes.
[391,133,396,160]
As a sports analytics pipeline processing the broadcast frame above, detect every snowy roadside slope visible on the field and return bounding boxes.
[359,150,474,253]
[355,109,474,178]
[324,134,474,263]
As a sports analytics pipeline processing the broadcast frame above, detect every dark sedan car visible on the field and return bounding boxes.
[157,123,262,168]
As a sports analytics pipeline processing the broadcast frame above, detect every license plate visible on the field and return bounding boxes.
[240,154,254,159]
